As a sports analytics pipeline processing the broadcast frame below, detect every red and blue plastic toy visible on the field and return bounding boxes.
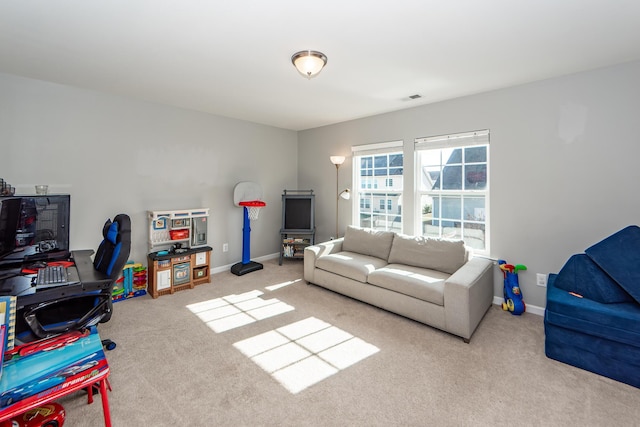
[498,260,526,315]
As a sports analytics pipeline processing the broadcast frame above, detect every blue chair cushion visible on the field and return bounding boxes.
[545,322,640,388]
[554,254,632,303]
[546,274,640,347]
[585,225,640,304]
[545,273,640,388]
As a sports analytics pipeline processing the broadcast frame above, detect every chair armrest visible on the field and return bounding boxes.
[303,238,344,283]
[443,257,494,341]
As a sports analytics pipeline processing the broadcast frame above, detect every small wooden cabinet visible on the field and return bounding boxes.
[147,247,212,298]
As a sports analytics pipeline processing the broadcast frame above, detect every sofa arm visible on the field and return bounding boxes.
[303,238,344,284]
[443,257,494,341]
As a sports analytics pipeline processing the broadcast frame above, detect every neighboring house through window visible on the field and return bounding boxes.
[415,130,490,252]
[352,141,404,232]
[350,132,489,253]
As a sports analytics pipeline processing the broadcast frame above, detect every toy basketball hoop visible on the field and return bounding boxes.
[239,200,266,221]
[231,182,266,276]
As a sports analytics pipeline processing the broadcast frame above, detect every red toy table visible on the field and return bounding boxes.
[0,328,112,426]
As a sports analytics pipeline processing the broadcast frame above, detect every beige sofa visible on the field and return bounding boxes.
[303,226,494,342]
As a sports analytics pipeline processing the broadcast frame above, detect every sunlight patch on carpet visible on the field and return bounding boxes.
[265,278,302,291]
[186,290,294,333]
[233,317,379,394]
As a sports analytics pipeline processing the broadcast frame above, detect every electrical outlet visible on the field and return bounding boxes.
[223,243,229,252]
[536,273,547,287]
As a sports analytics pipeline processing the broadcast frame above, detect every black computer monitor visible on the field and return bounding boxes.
[0,195,71,261]
[0,197,22,260]
[18,195,71,252]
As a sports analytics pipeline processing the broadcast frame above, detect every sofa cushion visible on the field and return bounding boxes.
[315,251,389,283]
[554,254,632,303]
[342,226,395,261]
[388,234,467,274]
[585,225,640,304]
[368,264,449,306]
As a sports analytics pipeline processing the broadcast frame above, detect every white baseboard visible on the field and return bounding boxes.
[492,296,544,316]
[210,252,280,275]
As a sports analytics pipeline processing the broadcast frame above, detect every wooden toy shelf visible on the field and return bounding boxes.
[279,231,315,265]
[147,208,209,251]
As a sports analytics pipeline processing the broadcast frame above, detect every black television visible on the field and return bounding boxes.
[281,190,315,232]
[0,197,22,260]
[0,195,70,260]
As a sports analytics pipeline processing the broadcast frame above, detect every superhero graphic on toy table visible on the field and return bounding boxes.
[0,328,108,411]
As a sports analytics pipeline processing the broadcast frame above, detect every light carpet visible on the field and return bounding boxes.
[57,258,640,426]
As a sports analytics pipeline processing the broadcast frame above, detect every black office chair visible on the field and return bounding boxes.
[20,214,131,343]
[92,213,131,325]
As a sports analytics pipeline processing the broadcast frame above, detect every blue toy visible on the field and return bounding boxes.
[498,260,526,315]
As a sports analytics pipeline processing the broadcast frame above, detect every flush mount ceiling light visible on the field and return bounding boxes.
[291,50,327,79]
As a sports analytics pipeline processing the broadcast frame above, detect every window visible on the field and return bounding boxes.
[415,130,489,252]
[360,178,378,189]
[352,141,404,232]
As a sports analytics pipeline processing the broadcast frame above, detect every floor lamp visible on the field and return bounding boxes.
[330,155,350,238]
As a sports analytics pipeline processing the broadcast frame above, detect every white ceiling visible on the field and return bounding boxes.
[1,1,640,131]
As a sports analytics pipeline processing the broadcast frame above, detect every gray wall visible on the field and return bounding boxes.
[298,60,640,309]
[0,72,298,268]
[3,61,639,309]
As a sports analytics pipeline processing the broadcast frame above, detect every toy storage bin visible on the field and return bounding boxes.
[169,229,189,240]
[193,266,208,279]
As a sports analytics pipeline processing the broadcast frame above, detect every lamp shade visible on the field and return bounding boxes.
[330,156,345,165]
[292,50,327,79]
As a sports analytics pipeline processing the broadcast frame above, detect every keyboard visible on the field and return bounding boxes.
[36,265,70,286]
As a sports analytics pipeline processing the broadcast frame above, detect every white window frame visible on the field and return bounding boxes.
[351,140,404,232]
[415,130,490,254]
